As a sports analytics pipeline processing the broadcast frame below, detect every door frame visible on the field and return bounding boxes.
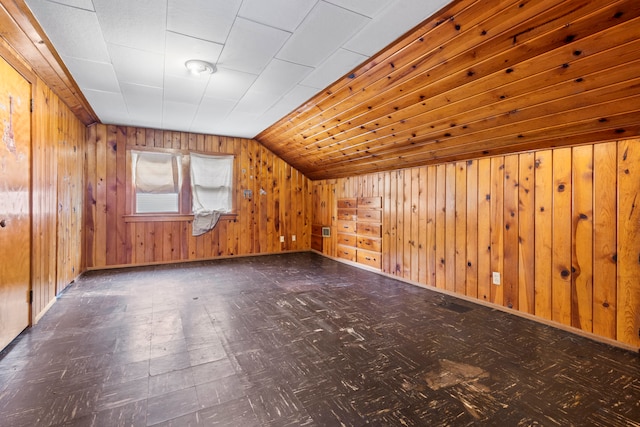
[0,41,38,328]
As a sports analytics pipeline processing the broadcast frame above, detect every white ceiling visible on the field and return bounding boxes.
[26,0,450,138]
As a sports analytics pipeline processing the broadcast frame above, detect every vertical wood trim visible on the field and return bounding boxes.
[617,139,640,347]
[477,158,492,302]
[572,145,594,332]
[534,150,553,320]
[490,157,504,305]
[418,166,428,285]
[389,171,398,275]
[466,160,478,299]
[445,163,456,293]
[397,171,406,276]
[426,166,437,286]
[116,126,128,265]
[94,125,107,267]
[503,154,519,309]
[85,125,96,269]
[592,142,617,339]
[518,152,535,314]
[552,148,572,326]
[454,161,467,295]
[410,168,420,282]
[435,165,446,289]
[404,169,414,279]
[105,125,117,266]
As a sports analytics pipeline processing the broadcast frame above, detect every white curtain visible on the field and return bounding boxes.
[133,151,181,213]
[190,153,233,236]
[134,152,178,193]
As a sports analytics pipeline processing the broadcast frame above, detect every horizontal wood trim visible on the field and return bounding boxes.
[123,213,237,223]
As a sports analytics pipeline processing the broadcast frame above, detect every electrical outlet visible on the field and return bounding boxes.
[280,236,285,243]
[292,235,296,242]
[492,272,501,285]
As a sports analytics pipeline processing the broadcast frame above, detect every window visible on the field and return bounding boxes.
[132,151,182,214]
[190,153,234,235]
[190,153,233,214]
[127,148,235,235]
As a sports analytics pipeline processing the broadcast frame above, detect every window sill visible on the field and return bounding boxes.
[123,213,237,223]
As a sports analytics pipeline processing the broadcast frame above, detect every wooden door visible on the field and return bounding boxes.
[0,55,31,351]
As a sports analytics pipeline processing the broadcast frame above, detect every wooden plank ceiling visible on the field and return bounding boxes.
[257,0,640,180]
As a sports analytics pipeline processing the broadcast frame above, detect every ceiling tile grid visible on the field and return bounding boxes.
[25,0,448,138]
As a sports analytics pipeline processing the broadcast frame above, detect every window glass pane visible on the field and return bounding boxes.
[132,151,182,214]
[136,193,179,213]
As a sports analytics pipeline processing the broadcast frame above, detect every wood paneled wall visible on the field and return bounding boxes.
[31,77,85,322]
[312,139,640,348]
[85,125,312,269]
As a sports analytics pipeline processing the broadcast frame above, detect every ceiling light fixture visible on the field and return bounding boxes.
[185,59,216,76]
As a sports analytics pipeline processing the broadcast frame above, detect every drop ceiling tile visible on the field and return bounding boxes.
[301,48,367,89]
[93,0,167,53]
[205,68,257,101]
[238,0,317,32]
[39,0,95,11]
[121,82,163,125]
[191,97,237,132]
[162,101,198,131]
[26,0,109,62]
[167,0,242,44]
[276,1,369,67]
[60,56,120,92]
[256,84,320,130]
[108,43,165,88]
[82,89,128,124]
[233,59,312,115]
[213,111,263,138]
[344,0,450,56]
[217,17,291,75]
[165,32,223,78]
[324,0,389,18]
[164,74,209,104]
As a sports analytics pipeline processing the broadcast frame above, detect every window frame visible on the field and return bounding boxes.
[124,147,237,223]
[131,149,183,215]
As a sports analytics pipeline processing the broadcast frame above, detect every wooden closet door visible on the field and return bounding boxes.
[0,55,31,351]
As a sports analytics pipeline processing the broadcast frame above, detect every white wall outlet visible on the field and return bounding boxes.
[292,235,296,242]
[280,236,285,243]
[492,272,501,285]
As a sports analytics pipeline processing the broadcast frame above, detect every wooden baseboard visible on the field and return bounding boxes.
[317,251,640,354]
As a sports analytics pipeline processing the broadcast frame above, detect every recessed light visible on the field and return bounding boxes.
[185,59,216,75]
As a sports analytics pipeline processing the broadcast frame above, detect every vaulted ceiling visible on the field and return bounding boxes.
[258,0,640,179]
[1,0,639,180]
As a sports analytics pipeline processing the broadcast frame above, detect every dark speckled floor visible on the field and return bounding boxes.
[0,252,638,426]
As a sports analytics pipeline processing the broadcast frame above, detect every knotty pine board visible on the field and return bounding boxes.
[85,125,312,269]
[312,138,640,347]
